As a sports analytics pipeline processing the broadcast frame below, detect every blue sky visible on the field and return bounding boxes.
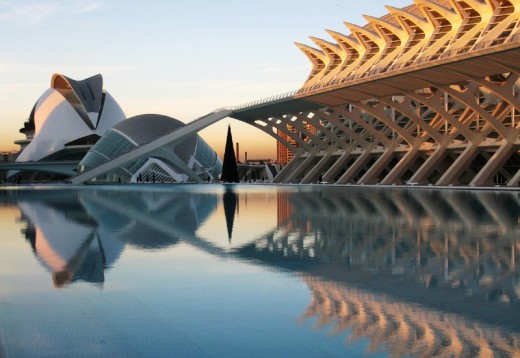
[0,0,411,159]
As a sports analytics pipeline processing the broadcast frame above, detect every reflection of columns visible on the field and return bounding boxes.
[392,223,396,269]
[512,238,516,273]
[349,221,353,266]
[416,227,421,274]
[243,188,520,312]
[444,232,449,282]
[476,238,480,280]
[301,277,520,357]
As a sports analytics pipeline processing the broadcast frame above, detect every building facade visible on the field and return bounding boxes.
[78,114,222,183]
[16,74,125,164]
[8,74,125,181]
[7,74,223,183]
[237,0,520,186]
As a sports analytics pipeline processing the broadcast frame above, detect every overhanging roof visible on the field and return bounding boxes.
[230,41,520,120]
[230,98,322,123]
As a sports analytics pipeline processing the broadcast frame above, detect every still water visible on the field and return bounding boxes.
[0,184,519,357]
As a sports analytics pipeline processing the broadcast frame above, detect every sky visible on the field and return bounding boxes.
[0,0,411,160]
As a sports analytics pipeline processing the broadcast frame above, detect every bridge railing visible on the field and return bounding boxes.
[224,88,306,112]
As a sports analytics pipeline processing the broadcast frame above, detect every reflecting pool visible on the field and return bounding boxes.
[0,184,519,357]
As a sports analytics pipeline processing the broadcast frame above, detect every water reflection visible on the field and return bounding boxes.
[247,189,520,306]
[223,186,238,242]
[302,278,517,357]
[16,190,111,287]
[1,185,519,356]
[3,187,219,287]
[236,188,520,357]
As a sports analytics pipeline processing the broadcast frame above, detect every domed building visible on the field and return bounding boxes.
[11,73,125,180]
[78,114,222,183]
[8,73,223,183]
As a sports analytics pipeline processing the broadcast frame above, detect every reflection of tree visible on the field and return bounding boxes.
[223,188,238,242]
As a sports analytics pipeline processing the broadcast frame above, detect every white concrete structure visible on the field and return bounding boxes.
[231,0,520,187]
[77,114,223,183]
[71,110,232,184]
[16,74,125,163]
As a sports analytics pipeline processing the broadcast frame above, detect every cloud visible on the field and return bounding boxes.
[0,1,61,26]
[74,1,102,14]
[0,0,103,26]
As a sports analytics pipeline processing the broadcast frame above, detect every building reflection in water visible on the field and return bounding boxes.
[16,190,115,288]
[7,188,219,287]
[237,188,520,357]
[3,185,520,356]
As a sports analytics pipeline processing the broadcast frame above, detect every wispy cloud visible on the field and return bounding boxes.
[0,1,61,26]
[0,1,103,27]
[74,1,102,14]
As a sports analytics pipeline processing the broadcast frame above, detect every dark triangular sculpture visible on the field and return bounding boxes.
[220,125,239,183]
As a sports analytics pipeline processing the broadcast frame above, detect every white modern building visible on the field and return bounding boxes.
[9,74,125,181]
[8,73,223,183]
[78,114,222,183]
[16,74,125,164]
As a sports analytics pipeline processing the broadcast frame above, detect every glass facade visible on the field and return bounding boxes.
[194,137,222,179]
[79,130,136,173]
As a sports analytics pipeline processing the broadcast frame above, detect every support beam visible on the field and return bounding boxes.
[359,147,396,184]
[471,142,516,186]
[381,147,421,185]
[409,146,447,184]
[436,144,480,185]
[337,150,373,184]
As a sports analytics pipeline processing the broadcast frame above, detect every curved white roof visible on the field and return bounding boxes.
[112,113,185,145]
[16,74,125,163]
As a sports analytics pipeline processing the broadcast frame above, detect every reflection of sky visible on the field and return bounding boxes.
[1,185,519,356]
